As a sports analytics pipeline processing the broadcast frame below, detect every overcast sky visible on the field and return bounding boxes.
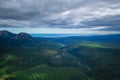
[0,0,120,34]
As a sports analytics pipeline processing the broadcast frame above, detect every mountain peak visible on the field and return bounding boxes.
[0,30,16,38]
[0,30,33,41]
[12,32,33,40]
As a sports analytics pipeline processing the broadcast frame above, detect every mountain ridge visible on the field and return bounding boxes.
[0,30,120,80]
[0,30,33,41]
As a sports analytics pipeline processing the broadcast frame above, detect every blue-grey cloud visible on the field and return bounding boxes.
[82,15,120,26]
[0,0,120,32]
[81,15,120,31]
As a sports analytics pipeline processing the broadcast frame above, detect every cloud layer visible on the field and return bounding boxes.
[0,0,120,33]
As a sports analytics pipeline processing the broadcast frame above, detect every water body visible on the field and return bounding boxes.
[31,34,81,37]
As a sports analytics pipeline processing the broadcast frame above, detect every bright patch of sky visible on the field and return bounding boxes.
[0,27,120,35]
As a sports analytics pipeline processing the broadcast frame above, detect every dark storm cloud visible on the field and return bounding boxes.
[82,15,120,26]
[0,0,120,31]
[0,7,38,20]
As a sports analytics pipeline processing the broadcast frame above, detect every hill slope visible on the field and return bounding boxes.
[0,30,120,80]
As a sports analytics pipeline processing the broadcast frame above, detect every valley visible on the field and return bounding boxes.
[0,30,120,80]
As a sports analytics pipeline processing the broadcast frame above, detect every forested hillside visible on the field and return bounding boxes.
[0,31,120,80]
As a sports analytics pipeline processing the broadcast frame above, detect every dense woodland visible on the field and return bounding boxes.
[0,30,120,80]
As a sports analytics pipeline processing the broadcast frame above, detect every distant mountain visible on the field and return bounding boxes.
[12,32,33,40]
[0,30,120,80]
[0,30,33,41]
[49,34,120,48]
[0,30,16,39]
[0,30,62,48]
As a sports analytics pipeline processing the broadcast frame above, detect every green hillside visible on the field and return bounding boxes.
[0,32,120,80]
[63,43,120,80]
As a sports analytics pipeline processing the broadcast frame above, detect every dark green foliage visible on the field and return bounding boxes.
[63,43,120,80]
[5,66,90,80]
[0,33,120,80]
